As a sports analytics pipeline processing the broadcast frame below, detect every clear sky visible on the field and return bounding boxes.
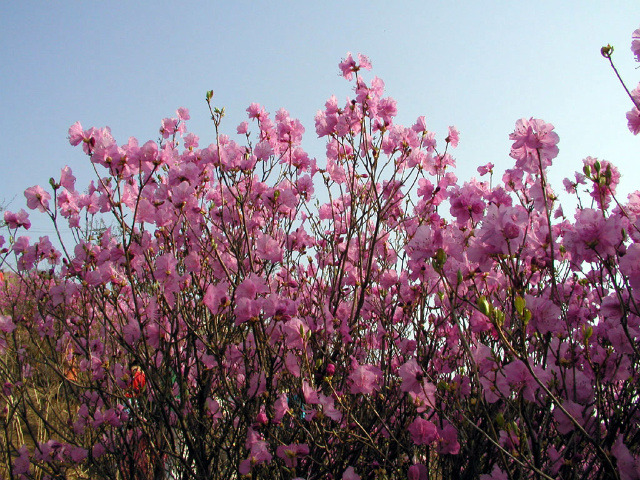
[1,1,639,240]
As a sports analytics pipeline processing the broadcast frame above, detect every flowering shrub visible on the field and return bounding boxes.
[1,27,640,480]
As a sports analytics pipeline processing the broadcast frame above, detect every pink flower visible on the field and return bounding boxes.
[254,141,274,160]
[611,434,640,480]
[357,53,372,71]
[237,121,249,134]
[256,232,282,263]
[3,209,30,230]
[398,358,424,394]
[342,466,361,480]
[407,417,438,445]
[60,165,76,191]
[177,107,190,120]
[68,121,84,146]
[318,393,342,421]
[160,117,179,138]
[276,443,309,468]
[627,107,640,135]
[13,445,30,475]
[632,26,640,62]
[621,244,640,300]
[446,126,460,148]
[246,103,266,120]
[408,464,428,480]
[509,118,559,173]
[0,315,16,333]
[240,429,272,474]
[302,380,319,405]
[477,162,494,176]
[437,424,460,455]
[480,465,508,480]
[338,53,371,81]
[184,132,199,149]
[273,393,289,423]
[24,185,51,212]
[349,363,382,395]
[203,282,230,313]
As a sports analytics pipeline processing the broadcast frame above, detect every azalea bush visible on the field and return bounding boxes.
[1,25,640,480]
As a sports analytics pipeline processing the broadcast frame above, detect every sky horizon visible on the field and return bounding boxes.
[1,1,639,243]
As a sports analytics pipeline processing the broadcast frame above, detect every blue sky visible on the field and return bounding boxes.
[1,1,639,239]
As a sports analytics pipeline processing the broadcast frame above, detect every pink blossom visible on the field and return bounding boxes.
[477,162,494,176]
[342,466,361,480]
[632,26,640,62]
[509,118,559,173]
[254,140,274,160]
[437,424,460,455]
[246,103,266,120]
[24,185,51,212]
[13,445,30,475]
[3,209,30,230]
[160,117,179,138]
[0,316,16,333]
[621,244,640,300]
[276,443,309,468]
[398,358,424,394]
[239,437,272,474]
[339,52,357,80]
[256,232,282,263]
[408,464,428,480]
[318,393,342,421]
[407,417,438,445]
[480,465,508,480]
[237,121,249,134]
[273,393,289,423]
[627,107,640,135]
[302,380,319,405]
[68,121,84,146]
[357,53,372,71]
[60,165,76,191]
[349,363,382,395]
[446,126,460,148]
[611,434,640,480]
[203,282,230,313]
[177,107,190,120]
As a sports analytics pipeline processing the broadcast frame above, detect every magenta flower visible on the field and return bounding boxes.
[408,464,428,480]
[509,118,559,173]
[24,185,51,212]
[343,466,361,480]
[276,443,309,468]
[273,393,289,424]
[349,363,382,395]
[13,445,30,475]
[60,165,76,191]
[627,107,640,135]
[437,424,460,455]
[477,162,494,176]
[398,358,424,394]
[446,126,460,148]
[3,209,30,230]
[338,52,371,81]
[632,26,640,62]
[237,121,249,134]
[0,315,16,333]
[176,107,190,121]
[407,417,438,445]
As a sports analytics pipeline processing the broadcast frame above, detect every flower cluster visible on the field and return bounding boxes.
[0,27,639,480]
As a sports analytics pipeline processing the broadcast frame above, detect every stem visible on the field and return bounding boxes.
[606,56,640,110]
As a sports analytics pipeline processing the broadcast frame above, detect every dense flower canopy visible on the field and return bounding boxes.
[0,24,639,480]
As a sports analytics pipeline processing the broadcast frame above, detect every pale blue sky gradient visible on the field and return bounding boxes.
[1,1,639,238]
